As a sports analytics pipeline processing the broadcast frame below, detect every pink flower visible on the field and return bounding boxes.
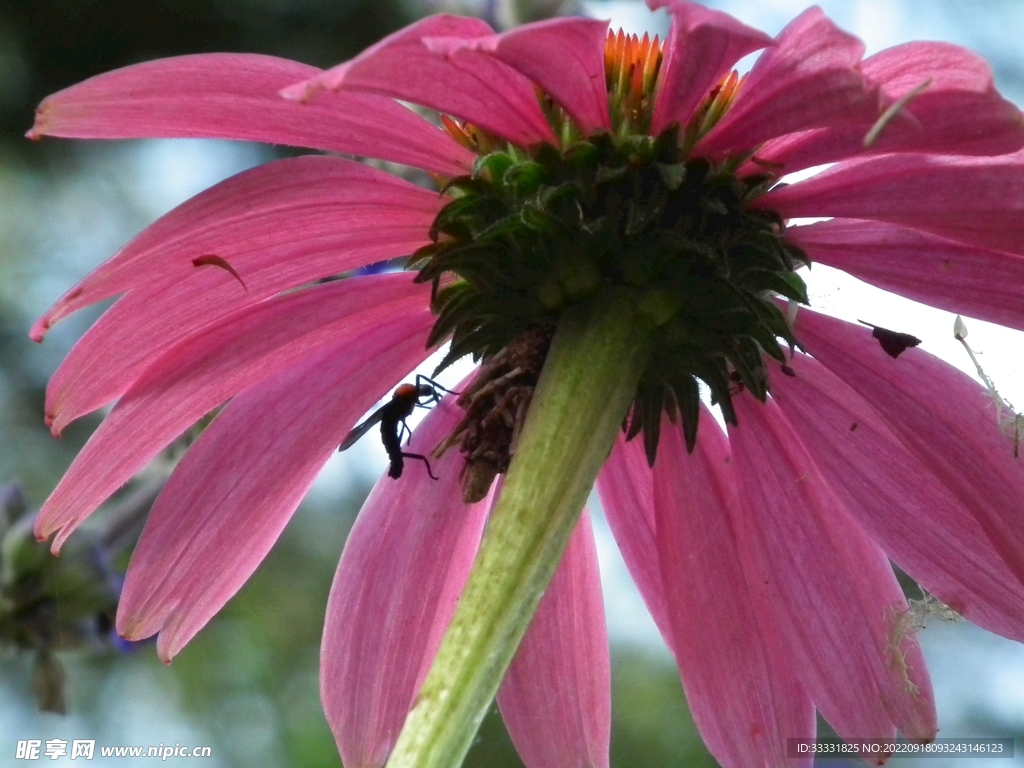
[27,2,1024,767]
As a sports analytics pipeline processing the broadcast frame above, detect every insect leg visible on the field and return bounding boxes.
[416,374,460,400]
[401,452,438,480]
[397,418,412,445]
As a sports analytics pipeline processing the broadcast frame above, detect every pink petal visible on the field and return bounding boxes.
[321,394,490,768]
[46,231,429,434]
[40,157,439,430]
[761,151,1024,256]
[648,0,772,136]
[595,436,670,639]
[787,218,1024,333]
[753,42,1024,172]
[771,352,1024,642]
[112,311,436,661]
[696,7,878,157]
[29,53,472,177]
[35,154,438,336]
[793,308,1024,590]
[653,418,814,768]
[865,40,998,92]
[730,395,936,744]
[427,17,611,136]
[282,15,556,148]
[858,41,1023,156]
[600,426,815,768]
[497,510,610,768]
[35,275,430,550]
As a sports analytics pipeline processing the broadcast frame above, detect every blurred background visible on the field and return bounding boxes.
[2,0,1024,765]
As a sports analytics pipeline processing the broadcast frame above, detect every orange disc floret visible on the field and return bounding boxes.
[605,29,663,135]
[440,114,498,156]
[684,69,745,150]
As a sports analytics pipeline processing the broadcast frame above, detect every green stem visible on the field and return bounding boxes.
[385,292,652,768]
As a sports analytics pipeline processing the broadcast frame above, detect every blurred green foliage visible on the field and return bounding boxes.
[0,0,411,141]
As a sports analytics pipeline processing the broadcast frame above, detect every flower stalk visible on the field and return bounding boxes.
[385,292,652,768]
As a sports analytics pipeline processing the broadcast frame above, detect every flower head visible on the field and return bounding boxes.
[27,2,1024,767]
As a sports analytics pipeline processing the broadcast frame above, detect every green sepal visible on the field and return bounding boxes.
[535,181,585,217]
[741,268,809,305]
[504,161,550,196]
[785,242,812,269]
[439,175,496,198]
[651,124,682,161]
[431,194,508,240]
[674,374,701,452]
[408,242,444,270]
[655,162,687,191]
[474,152,516,183]
[639,379,664,466]
[594,163,632,186]
[562,140,601,173]
[703,363,737,426]
[519,205,565,236]
[725,337,769,401]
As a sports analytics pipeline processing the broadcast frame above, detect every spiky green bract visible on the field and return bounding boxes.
[413,127,809,464]
[385,294,652,768]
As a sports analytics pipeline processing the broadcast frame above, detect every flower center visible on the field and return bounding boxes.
[420,33,807,477]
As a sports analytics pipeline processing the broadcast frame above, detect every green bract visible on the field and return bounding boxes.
[413,126,808,463]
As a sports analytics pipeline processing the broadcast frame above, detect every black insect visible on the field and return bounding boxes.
[858,320,922,359]
[339,375,451,479]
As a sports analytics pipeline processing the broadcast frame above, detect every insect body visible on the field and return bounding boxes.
[339,376,449,479]
[858,319,921,359]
